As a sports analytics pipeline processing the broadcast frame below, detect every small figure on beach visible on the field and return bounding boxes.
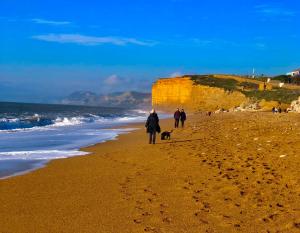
[180,109,186,127]
[272,107,278,113]
[161,130,173,140]
[272,107,282,114]
[145,109,160,144]
[174,108,181,128]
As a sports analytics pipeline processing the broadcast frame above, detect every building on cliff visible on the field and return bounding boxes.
[287,68,300,77]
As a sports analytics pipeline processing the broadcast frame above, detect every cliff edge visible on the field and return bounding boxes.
[152,75,300,112]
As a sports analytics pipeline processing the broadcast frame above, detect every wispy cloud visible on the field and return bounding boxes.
[190,38,213,47]
[104,74,120,85]
[255,4,296,17]
[255,43,267,50]
[32,33,156,46]
[190,38,241,48]
[190,37,267,50]
[31,18,72,25]
[170,72,182,77]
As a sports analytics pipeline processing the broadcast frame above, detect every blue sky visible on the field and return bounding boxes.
[1,0,300,103]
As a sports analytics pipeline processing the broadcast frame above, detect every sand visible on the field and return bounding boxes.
[0,112,299,233]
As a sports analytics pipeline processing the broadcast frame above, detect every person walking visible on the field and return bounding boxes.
[174,108,180,128]
[145,109,160,144]
[180,109,186,127]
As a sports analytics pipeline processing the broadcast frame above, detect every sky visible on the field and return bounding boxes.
[1,0,300,103]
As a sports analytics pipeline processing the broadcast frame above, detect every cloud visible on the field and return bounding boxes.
[32,34,156,46]
[104,75,120,85]
[255,4,296,17]
[102,74,152,92]
[190,39,213,47]
[190,38,240,48]
[170,72,182,77]
[255,43,267,49]
[31,18,71,25]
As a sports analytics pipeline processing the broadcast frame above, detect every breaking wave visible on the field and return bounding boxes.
[0,114,146,132]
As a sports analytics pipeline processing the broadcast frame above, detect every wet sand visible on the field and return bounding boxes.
[0,159,47,179]
[0,112,299,233]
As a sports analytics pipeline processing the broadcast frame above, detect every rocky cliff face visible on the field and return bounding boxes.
[152,77,247,111]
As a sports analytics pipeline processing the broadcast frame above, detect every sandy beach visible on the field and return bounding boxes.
[0,112,300,233]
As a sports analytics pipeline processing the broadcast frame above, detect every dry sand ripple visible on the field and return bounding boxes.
[0,112,299,233]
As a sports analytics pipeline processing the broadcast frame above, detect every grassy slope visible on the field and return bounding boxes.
[189,75,300,104]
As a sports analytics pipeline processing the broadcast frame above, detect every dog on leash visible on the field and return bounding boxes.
[161,130,173,140]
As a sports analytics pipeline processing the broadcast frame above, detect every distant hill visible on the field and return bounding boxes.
[61,91,151,109]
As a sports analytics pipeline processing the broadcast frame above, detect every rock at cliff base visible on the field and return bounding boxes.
[289,97,300,112]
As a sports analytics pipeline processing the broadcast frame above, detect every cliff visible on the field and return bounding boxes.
[152,77,247,111]
[152,75,300,112]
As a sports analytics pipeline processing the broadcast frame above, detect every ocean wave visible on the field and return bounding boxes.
[0,150,89,160]
[0,113,147,133]
[52,117,84,127]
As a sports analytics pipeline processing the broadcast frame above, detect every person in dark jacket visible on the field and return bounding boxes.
[180,109,186,127]
[145,109,160,144]
[174,108,180,128]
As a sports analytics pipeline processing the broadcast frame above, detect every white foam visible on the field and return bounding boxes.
[0,150,89,160]
[52,117,84,127]
[0,118,19,123]
[0,115,146,133]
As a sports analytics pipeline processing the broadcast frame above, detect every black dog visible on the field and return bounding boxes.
[161,130,173,140]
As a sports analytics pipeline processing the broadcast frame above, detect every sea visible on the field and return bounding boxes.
[0,102,153,179]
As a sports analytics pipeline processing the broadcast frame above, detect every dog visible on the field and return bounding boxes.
[161,130,173,140]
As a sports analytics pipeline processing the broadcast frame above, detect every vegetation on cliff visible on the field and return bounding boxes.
[242,88,300,104]
[189,75,238,91]
[189,75,300,104]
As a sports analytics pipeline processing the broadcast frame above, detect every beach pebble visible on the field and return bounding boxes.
[254,138,258,141]
[279,155,287,158]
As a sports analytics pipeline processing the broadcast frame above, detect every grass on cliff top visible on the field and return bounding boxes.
[189,75,300,104]
[189,75,239,91]
[242,88,300,104]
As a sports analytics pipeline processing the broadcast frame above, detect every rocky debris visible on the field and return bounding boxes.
[288,97,300,112]
[214,108,229,114]
[227,102,261,112]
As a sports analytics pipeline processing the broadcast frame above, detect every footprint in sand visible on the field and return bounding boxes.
[192,195,200,202]
[144,226,158,232]
[194,212,209,224]
[162,217,172,224]
[142,211,152,217]
[294,222,300,229]
[133,219,143,224]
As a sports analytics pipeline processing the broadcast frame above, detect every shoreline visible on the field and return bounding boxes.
[0,126,141,180]
[0,159,48,180]
[0,112,299,233]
